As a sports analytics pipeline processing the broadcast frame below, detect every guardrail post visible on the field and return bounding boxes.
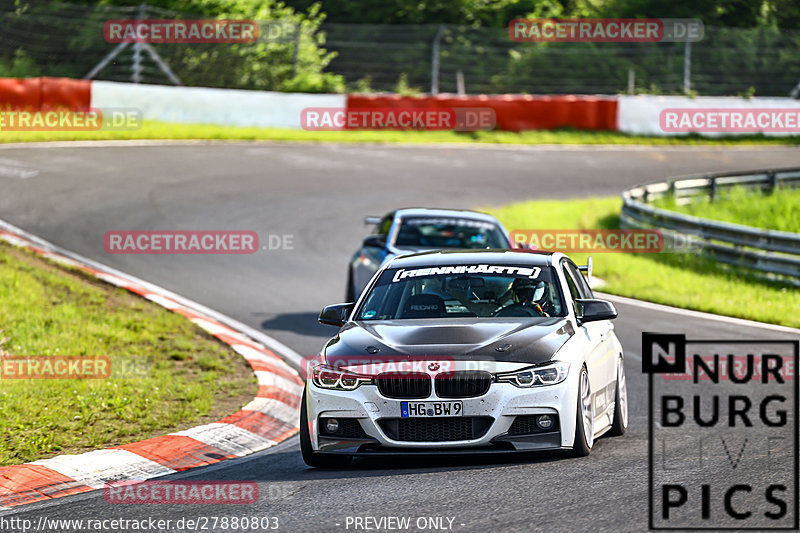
[709,177,717,202]
[767,171,777,195]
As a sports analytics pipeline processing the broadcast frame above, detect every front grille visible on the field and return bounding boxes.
[378,417,493,442]
[435,371,492,398]
[507,415,560,436]
[376,372,431,399]
[319,417,370,439]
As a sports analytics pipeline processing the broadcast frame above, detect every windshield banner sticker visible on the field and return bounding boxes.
[391,265,541,282]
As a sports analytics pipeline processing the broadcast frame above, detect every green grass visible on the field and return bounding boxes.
[485,197,799,328]
[2,120,800,145]
[0,242,256,466]
[653,187,800,233]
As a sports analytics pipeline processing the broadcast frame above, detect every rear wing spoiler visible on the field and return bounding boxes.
[577,256,593,283]
[364,216,381,225]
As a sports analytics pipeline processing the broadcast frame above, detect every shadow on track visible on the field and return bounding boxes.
[226,442,614,484]
[258,311,332,339]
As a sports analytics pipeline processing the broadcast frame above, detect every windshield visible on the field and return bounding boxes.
[393,217,508,249]
[357,264,565,320]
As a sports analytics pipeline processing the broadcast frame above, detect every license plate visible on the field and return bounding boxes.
[401,401,463,417]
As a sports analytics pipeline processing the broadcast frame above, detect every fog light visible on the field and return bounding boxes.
[325,418,340,433]
[536,414,554,430]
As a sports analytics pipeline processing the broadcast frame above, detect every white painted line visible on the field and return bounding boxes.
[255,371,304,395]
[625,350,642,362]
[171,423,275,457]
[234,345,296,372]
[0,158,38,180]
[31,449,174,489]
[190,317,240,338]
[599,292,800,334]
[241,398,298,426]
[232,344,275,360]
[0,233,32,247]
[94,272,135,289]
[143,293,181,309]
[39,252,84,269]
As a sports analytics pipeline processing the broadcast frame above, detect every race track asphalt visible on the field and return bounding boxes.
[0,142,797,532]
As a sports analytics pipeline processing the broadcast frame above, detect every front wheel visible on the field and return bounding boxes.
[608,356,628,437]
[570,366,594,457]
[300,387,353,468]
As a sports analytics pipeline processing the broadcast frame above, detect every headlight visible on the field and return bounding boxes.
[312,365,372,391]
[495,362,570,388]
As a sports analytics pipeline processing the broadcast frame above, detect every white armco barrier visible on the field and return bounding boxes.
[91,81,345,129]
[617,95,800,136]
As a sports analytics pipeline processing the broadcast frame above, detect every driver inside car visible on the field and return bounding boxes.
[494,278,551,317]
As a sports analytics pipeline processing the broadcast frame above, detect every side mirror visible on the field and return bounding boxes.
[364,216,382,225]
[362,234,385,249]
[318,303,354,327]
[575,299,617,324]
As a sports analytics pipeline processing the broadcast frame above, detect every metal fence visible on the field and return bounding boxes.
[2,0,800,96]
[620,168,800,280]
[325,24,800,96]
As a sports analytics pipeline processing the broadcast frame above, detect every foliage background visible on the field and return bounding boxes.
[1,0,799,94]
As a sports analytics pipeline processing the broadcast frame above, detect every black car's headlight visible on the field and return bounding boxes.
[495,362,570,388]
[312,365,373,391]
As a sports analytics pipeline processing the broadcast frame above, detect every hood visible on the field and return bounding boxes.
[324,318,574,364]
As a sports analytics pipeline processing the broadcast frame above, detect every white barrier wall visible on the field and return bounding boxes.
[91,83,800,136]
[91,81,345,129]
[617,95,800,136]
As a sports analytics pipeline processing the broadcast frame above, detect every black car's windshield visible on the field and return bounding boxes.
[393,217,508,249]
[357,264,565,320]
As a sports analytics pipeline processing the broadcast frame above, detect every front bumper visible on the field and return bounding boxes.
[306,371,578,454]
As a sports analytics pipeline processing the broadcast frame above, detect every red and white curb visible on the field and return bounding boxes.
[0,219,304,509]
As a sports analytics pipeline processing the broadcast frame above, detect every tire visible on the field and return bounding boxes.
[346,269,356,303]
[608,356,628,437]
[300,387,353,468]
[570,366,594,457]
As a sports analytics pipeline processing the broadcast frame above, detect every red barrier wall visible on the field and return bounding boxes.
[0,77,91,110]
[347,94,618,132]
[0,78,41,109]
[0,78,617,131]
